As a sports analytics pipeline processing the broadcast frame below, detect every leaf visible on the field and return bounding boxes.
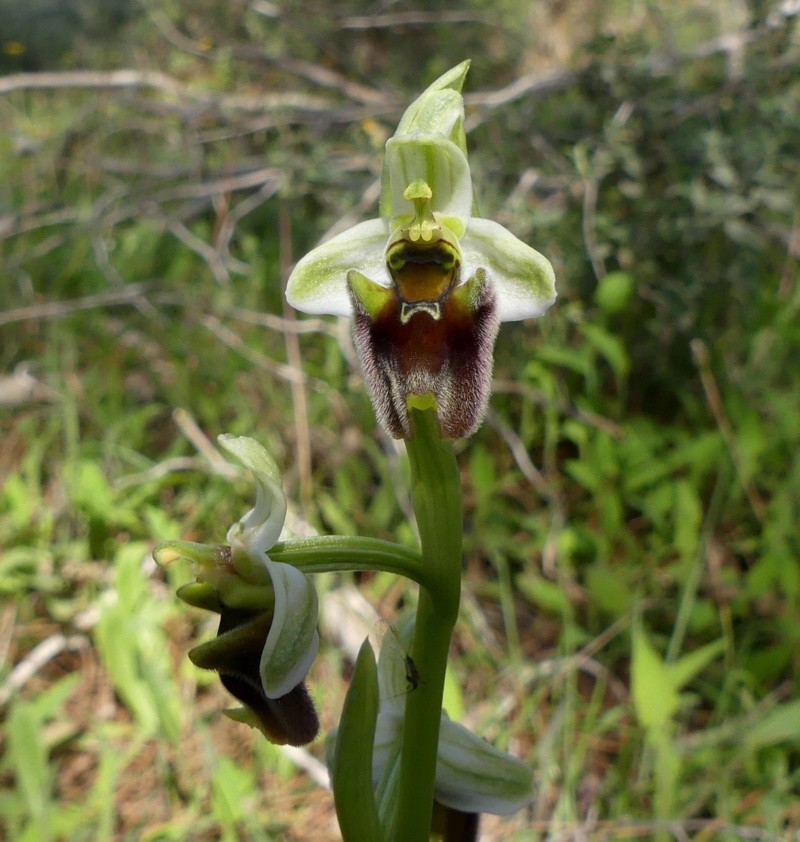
[631,627,680,733]
[585,564,634,616]
[331,639,383,842]
[632,627,724,737]
[673,479,702,563]
[666,639,724,691]
[516,572,569,615]
[468,445,496,508]
[211,756,256,826]
[6,703,51,820]
[564,459,601,493]
[579,322,630,383]
[743,700,800,750]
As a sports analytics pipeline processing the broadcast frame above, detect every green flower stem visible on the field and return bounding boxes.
[394,405,463,842]
[270,536,425,586]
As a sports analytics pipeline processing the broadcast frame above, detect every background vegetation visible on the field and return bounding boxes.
[1,1,799,840]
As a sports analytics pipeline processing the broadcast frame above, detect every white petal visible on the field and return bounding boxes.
[376,618,415,715]
[385,135,472,236]
[372,707,403,785]
[286,218,392,316]
[434,716,534,816]
[220,434,287,560]
[461,218,557,322]
[260,558,319,698]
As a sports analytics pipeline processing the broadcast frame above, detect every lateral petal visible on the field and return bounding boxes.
[286,218,392,316]
[461,218,557,322]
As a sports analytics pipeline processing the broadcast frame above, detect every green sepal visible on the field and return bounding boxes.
[380,61,471,220]
[393,60,470,146]
[331,639,384,842]
[219,434,286,575]
[384,134,471,237]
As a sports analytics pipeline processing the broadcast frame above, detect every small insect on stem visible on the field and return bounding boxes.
[400,645,420,692]
[377,620,421,696]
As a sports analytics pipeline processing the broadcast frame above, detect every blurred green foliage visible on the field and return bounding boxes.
[2,1,800,840]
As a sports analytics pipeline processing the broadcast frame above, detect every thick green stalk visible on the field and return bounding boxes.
[393,406,463,842]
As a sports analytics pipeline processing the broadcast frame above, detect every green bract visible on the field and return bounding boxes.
[286,60,556,439]
[154,435,320,746]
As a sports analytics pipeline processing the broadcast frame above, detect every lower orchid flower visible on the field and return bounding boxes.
[154,435,320,746]
[371,615,534,820]
[325,614,533,835]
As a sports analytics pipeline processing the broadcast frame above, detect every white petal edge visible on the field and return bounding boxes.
[260,558,319,698]
[434,716,534,816]
[376,617,415,715]
[372,707,403,786]
[370,707,533,817]
[286,218,392,316]
[461,218,557,322]
[220,434,287,561]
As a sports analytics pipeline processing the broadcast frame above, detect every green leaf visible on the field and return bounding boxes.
[673,480,702,563]
[579,322,630,383]
[331,639,383,842]
[632,627,724,737]
[744,700,800,750]
[585,564,634,616]
[631,627,679,733]
[666,639,724,691]
[6,703,51,821]
[516,572,569,615]
[211,756,256,827]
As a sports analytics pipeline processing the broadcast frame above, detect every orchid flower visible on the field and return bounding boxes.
[370,615,533,819]
[287,60,556,439]
[154,435,320,746]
